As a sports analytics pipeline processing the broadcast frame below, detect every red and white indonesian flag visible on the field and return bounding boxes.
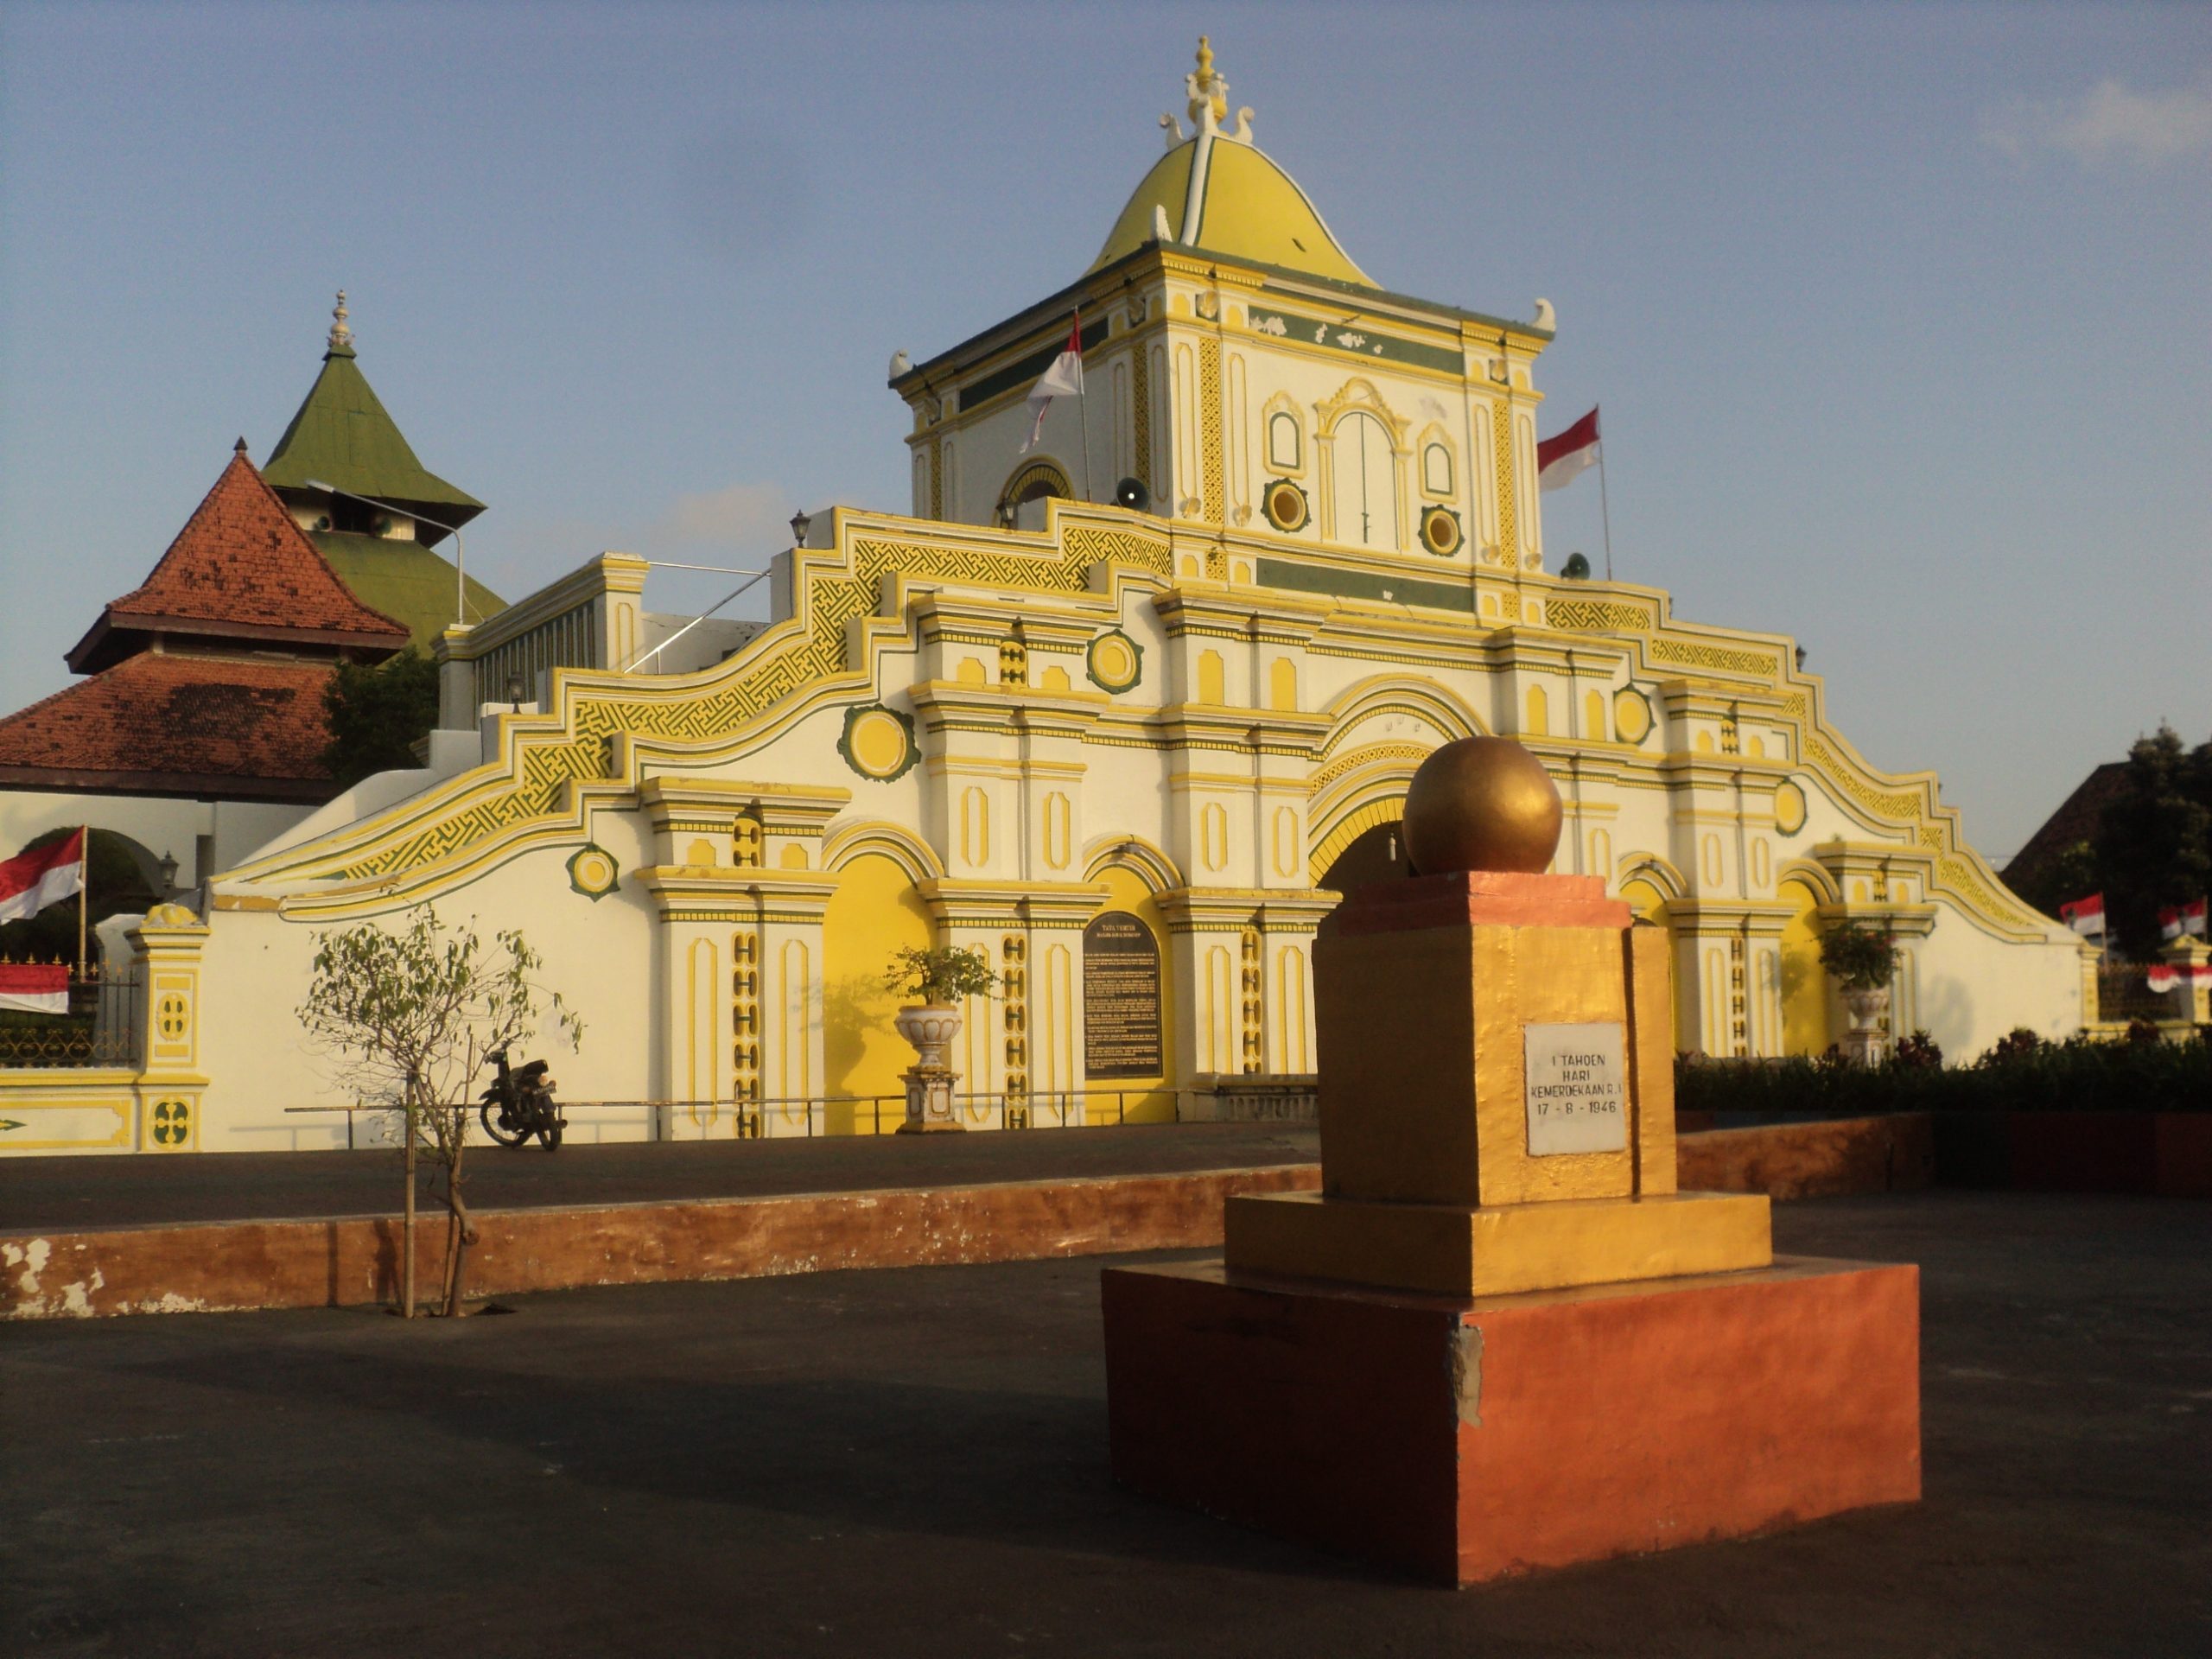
[1537,406,1601,493]
[2145,962,2212,994]
[0,962,68,1014]
[1020,314,1084,455]
[0,828,84,925]
[2158,899,2208,941]
[2058,893,2106,937]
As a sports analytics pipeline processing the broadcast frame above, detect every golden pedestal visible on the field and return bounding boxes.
[1223,870,1772,1295]
[1106,760,1913,1585]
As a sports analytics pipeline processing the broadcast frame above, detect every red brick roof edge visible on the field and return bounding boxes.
[0,653,343,791]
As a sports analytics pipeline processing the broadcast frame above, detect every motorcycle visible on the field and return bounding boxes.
[479,1042,564,1149]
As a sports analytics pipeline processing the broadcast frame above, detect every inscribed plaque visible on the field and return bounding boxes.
[1084,912,1162,1078]
[1522,1021,1629,1156]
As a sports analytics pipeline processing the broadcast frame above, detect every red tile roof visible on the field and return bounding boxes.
[67,448,408,672]
[2003,762,2128,890]
[0,653,341,800]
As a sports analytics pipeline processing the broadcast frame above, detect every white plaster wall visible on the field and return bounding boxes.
[195,831,662,1153]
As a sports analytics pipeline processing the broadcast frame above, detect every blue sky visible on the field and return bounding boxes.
[2,1,2205,860]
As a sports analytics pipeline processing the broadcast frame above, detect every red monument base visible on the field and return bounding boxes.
[1102,1255,1920,1586]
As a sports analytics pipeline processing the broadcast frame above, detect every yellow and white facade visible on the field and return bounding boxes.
[4,41,2085,1154]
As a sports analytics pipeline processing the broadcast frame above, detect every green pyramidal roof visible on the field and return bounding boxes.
[262,340,485,541]
[308,531,505,650]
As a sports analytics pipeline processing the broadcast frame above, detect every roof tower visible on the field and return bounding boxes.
[1089,36,1374,287]
[262,292,486,545]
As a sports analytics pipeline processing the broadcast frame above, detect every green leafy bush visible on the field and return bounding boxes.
[884,944,997,1004]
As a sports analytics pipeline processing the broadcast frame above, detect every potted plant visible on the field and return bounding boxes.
[1820,920,1897,1064]
[884,944,998,1072]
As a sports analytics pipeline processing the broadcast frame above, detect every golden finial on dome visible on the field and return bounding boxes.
[327,289,353,353]
[1186,35,1228,127]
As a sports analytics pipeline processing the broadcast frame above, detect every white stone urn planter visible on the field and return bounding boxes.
[893,1003,963,1133]
[893,1004,963,1071]
[1840,985,1891,1067]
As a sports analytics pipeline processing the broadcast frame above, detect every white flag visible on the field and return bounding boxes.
[1020,315,1084,455]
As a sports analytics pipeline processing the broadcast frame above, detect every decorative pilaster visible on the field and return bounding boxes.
[636,779,848,1139]
[1158,887,1331,1084]
[130,904,209,1152]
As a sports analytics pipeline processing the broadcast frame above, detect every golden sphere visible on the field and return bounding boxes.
[1402,737,1562,875]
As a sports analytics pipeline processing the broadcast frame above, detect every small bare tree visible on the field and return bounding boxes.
[298,910,582,1318]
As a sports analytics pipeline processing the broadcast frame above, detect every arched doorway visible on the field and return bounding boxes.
[1619,872,1691,1051]
[821,851,934,1134]
[1318,819,1410,896]
[1777,878,1830,1056]
[1329,410,1397,550]
[996,460,1072,531]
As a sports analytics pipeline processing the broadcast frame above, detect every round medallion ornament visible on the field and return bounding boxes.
[1773,779,1808,836]
[1262,479,1310,533]
[567,844,620,899]
[1402,736,1564,875]
[1085,630,1143,695]
[1419,505,1464,556]
[839,703,918,782]
[1612,686,1654,745]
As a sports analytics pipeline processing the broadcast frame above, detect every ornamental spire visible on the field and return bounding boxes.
[326,290,353,355]
[1186,35,1227,128]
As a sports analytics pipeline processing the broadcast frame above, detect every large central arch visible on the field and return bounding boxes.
[1306,676,1484,884]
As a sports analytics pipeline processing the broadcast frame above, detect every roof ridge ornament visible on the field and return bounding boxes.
[1185,35,1229,133]
[326,290,354,355]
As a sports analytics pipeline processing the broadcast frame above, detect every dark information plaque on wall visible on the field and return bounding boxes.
[1084,912,1162,1078]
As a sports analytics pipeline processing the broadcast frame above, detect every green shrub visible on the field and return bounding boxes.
[1676,1030,2209,1116]
[1891,1029,1944,1069]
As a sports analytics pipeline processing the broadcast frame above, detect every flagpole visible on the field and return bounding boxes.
[1597,436,1616,583]
[1077,388,1094,503]
[1074,310,1093,503]
[76,826,87,982]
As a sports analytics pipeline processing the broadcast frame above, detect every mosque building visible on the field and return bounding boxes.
[0,41,2086,1154]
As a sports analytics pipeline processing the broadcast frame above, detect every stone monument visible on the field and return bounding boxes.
[1101,736,1922,1585]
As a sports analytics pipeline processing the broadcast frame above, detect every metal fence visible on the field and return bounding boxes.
[283,1084,1262,1147]
[2098,963,2182,1027]
[728,1088,1170,1139]
[0,966,139,1069]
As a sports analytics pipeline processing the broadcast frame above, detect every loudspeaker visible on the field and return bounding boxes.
[1114,476,1152,513]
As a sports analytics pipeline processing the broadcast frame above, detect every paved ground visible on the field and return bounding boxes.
[0,1122,1321,1233]
[5,1191,2208,1658]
